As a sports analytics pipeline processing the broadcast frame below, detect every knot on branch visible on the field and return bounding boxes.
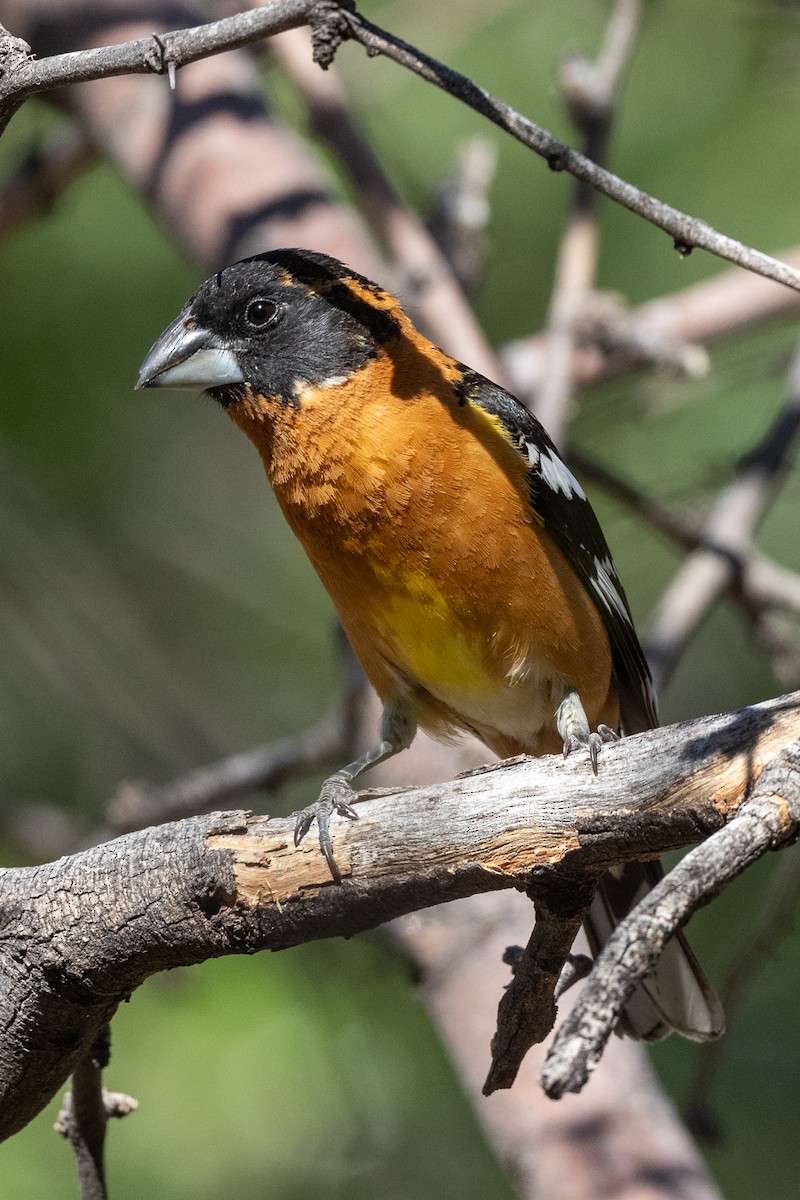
[0,24,34,78]
[546,142,568,172]
[144,33,172,78]
[310,0,356,70]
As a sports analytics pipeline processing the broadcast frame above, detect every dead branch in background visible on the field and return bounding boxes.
[645,342,800,691]
[533,0,641,445]
[0,124,97,234]
[273,27,503,380]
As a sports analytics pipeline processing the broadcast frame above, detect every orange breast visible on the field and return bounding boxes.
[227,325,617,755]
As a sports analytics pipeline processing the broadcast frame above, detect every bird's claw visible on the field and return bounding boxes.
[292,775,360,883]
[562,723,619,775]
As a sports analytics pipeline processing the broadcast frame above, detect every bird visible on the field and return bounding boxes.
[136,247,723,1042]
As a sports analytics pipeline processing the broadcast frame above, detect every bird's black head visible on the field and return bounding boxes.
[136,249,401,407]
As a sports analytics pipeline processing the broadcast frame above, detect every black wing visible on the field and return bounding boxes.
[463,372,658,733]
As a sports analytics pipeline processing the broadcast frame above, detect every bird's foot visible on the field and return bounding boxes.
[293,774,359,883]
[562,723,619,774]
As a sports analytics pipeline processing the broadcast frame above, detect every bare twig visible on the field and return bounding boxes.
[540,738,800,1099]
[273,27,502,379]
[1,6,799,290]
[54,1082,139,1199]
[54,1027,112,1200]
[338,6,800,292]
[646,342,800,690]
[534,0,641,444]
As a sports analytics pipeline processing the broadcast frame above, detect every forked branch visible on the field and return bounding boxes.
[1,692,798,1141]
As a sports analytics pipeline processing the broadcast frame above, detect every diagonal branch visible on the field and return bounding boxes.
[540,738,800,1099]
[338,7,800,292]
[646,341,800,690]
[0,5,799,290]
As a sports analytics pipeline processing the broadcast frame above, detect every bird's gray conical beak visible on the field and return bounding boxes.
[135,312,246,390]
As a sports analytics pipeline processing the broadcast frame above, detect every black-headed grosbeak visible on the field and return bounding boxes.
[137,248,723,1042]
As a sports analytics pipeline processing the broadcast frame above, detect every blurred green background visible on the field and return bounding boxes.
[2,0,800,1195]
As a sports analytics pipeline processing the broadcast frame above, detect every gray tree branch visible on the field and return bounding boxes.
[1,3,800,290]
[1,691,798,1144]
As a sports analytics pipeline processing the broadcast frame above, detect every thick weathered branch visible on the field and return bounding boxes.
[1,692,798,1142]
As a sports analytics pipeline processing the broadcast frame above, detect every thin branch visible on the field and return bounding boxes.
[1,5,799,291]
[54,1027,112,1200]
[534,0,641,443]
[646,342,800,690]
[339,6,800,292]
[0,3,313,134]
[273,27,502,380]
[685,838,800,1138]
[1,691,798,1140]
[540,738,800,1099]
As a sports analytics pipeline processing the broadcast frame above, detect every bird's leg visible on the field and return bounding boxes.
[293,700,416,882]
[556,690,619,775]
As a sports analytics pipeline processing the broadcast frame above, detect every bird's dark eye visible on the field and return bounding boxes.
[244,298,279,329]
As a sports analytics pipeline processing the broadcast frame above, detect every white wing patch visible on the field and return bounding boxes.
[529,443,587,500]
[591,555,633,624]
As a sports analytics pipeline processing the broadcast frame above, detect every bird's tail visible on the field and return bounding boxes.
[583,859,725,1041]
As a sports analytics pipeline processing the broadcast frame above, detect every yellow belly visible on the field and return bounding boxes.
[371,567,492,695]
